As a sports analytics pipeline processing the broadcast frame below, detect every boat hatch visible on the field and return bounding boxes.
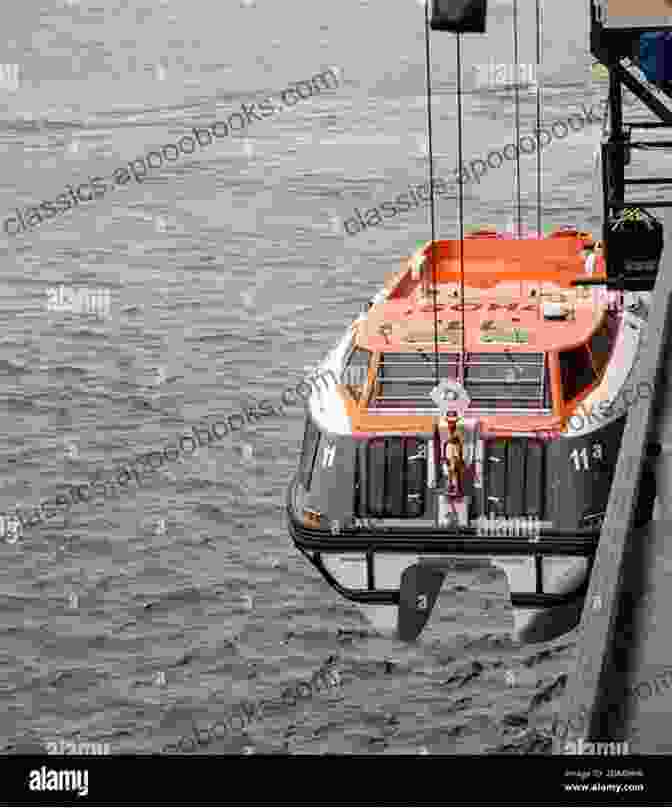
[369,351,551,412]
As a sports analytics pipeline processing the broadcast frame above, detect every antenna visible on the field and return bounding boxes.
[425,1,488,387]
[424,1,468,387]
[456,33,466,382]
[512,0,522,237]
[535,0,543,237]
[423,0,440,387]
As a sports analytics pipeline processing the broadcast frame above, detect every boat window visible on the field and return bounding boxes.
[342,347,371,400]
[588,320,611,378]
[374,353,458,409]
[370,352,549,412]
[559,344,595,402]
[464,353,547,411]
[298,419,321,491]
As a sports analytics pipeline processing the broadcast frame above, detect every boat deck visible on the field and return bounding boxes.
[356,236,608,354]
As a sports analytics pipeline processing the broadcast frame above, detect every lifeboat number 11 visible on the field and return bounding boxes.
[570,443,603,471]
[322,443,336,468]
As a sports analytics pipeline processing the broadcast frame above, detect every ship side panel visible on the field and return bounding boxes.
[545,416,626,529]
[405,437,427,517]
[484,439,508,517]
[355,440,367,518]
[506,438,526,516]
[304,433,358,530]
[386,437,406,517]
[368,438,387,518]
[525,439,545,517]
[302,433,432,527]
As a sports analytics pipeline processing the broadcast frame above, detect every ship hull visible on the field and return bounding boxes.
[287,399,656,642]
[286,243,655,643]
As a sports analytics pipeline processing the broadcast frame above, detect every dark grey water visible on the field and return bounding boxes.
[0,0,647,755]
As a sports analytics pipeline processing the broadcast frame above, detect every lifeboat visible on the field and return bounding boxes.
[285,232,656,643]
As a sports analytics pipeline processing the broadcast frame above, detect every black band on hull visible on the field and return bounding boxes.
[288,477,596,609]
[287,478,599,554]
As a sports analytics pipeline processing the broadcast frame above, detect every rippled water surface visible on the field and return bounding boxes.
[0,0,648,755]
